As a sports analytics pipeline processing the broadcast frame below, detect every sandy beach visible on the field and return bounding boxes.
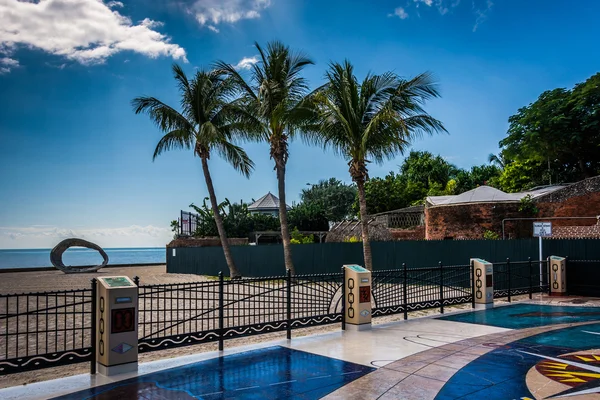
[0,265,201,294]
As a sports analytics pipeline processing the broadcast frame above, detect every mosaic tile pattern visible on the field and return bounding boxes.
[438,303,600,329]
[51,346,374,400]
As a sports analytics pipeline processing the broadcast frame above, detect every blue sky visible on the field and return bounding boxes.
[0,0,599,248]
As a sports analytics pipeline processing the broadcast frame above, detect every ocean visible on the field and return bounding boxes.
[0,248,166,269]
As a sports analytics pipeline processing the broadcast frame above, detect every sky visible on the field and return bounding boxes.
[0,0,599,249]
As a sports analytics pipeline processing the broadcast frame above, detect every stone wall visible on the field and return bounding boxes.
[167,237,248,248]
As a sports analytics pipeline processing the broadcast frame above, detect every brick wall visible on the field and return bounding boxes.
[390,225,426,240]
[425,202,525,240]
[536,192,600,226]
[553,222,600,239]
[425,176,600,240]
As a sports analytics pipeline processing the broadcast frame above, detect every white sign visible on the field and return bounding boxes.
[533,222,552,237]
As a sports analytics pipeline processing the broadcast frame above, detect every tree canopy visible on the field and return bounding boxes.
[497,72,600,191]
[300,178,357,222]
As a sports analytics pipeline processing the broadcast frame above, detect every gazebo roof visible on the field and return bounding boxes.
[248,192,290,211]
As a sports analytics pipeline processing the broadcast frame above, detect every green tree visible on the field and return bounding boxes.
[217,41,314,275]
[309,61,446,270]
[400,151,457,189]
[288,202,330,231]
[301,178,357,222]
[132,65,257,279]
[358,172,409,214]
[499,73,600,187]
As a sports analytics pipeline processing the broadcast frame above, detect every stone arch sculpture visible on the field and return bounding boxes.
[50,238,109,273]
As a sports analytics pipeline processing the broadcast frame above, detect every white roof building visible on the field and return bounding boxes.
[248,192,290,215]
[426,185,566,207]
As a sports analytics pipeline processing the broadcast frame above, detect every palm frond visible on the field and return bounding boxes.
[215,140,255,178]
[152,129,194,160]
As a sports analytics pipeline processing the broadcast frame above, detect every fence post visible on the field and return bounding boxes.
[286,269,292,340]
[218,272,224,351]
[403,263,408,320]
[341,266,346,331]
[471,260,475,309]
[90,278,97,375]
[528,257,533,299]
[507,258,511,303]
[565,256,569,296]
[439,262,444,314]
[547,257,551,295]
[133,276,140,286]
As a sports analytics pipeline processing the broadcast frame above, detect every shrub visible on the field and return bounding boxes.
[483,230,500,240]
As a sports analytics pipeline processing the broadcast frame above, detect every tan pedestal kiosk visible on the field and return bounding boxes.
[471,258,494,309]
[96,276,138,376]
[343,264,372,331]
[550,256,567,296]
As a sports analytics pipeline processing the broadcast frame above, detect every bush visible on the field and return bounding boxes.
[483,230,500,240]
[344,236,361,243]
[290,227,314,244]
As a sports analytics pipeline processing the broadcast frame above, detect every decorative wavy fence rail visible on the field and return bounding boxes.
[0,286,95,376]
[0,258,556,376]
[492,259,549,301]
[138,272,344,353]
[371,264,473,318]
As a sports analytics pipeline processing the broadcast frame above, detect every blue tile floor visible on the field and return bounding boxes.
[438,303,600,329]
[435,322,600,399]
[51,346,375,400]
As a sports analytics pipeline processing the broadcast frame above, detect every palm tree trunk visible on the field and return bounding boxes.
[201,156,241,279]
[356,179,373,271]
[276,162,296,275]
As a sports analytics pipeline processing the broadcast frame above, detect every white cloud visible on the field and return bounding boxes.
[389,0,494,30]
[0,0,187,71]
[234,55,259,70]
[192,0,271,31]
[389,7,409,19]
[414,0,433,6]
[0,56,18,74]
[0,225,172,249]
[473,0,493,32]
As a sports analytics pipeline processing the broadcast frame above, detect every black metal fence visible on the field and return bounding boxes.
[371,263,473,318]
[179,210,200,236]
[138,272,344,353]
[0,258,559,377]
[493,259,549,301]
[0,285,95,376]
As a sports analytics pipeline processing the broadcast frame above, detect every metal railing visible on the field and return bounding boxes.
[0,257,562,376]
[137,271,344,353]
[371,263,473,318]
[179,210,200,236]
[0,283,96,376]
[492,258,549,301]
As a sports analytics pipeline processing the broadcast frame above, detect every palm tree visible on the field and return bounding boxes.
[132,65,259,279]
[216,41,314,275]
[308,61,446,270]
[488,153,506,169]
